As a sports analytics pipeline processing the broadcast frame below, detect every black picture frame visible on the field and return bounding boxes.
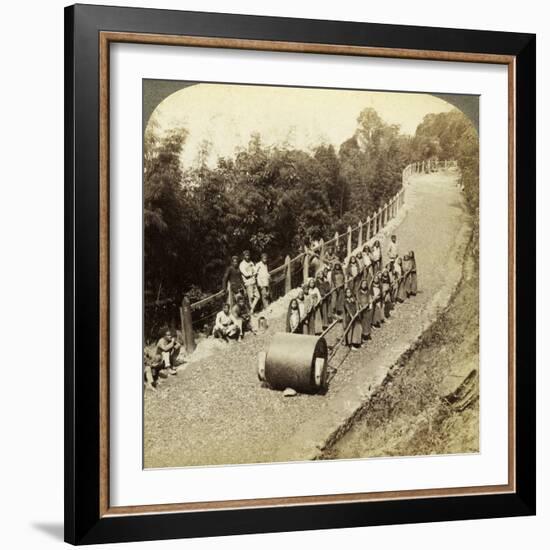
[65,3,536,545]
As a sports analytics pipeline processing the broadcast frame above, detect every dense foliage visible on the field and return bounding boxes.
[144,106,478,303]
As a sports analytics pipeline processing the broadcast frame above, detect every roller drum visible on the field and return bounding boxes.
[263,332,328,393]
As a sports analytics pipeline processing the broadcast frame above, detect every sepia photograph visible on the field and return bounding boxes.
[142,80,480,469]
[59,3,536,544]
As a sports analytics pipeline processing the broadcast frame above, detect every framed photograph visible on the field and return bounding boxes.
[65,3,536,545]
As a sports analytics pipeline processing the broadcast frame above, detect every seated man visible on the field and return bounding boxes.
[213,303,240,341]
[143,350,163,391]
[156,329,180,375]
[231,293,254,339]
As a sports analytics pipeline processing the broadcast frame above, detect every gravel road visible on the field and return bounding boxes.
[144,170,471,468]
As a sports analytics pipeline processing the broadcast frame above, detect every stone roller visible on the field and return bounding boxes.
[258,332,328,394]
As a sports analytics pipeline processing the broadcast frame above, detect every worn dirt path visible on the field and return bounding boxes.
[144,170,471,468]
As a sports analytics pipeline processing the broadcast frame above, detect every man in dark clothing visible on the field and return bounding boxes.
[336,243,347,263]
[222,255,243,297]
[231,293,255,338]
[156,329,180,375]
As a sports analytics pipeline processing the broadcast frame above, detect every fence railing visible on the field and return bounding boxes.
[144,159,457,347]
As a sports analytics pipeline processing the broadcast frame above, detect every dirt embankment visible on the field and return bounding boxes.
[322,242,479,460]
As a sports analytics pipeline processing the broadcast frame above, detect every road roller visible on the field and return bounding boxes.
[258,332,328,394]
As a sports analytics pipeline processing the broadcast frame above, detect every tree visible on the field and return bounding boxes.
[144,126,189,299]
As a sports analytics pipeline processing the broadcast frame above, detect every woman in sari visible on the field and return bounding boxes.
[336,243,347,264]
[355,251,364,273]
[370,273,384,328]
[386,261,397,304]
[362,244,374,285]
[296,287,311,335]
[323,246,338,285]
[394,257,407,302]
[331,262,346,318]
[317,270,331,329]
[372,240,382,273]
[409,250,418,295]
[356,279,372,341]
[307,277,323,335]
[343,287,362,350]
[381,268,392,318]
[303,237,321,279]
[402,253,413,297]
[345,255,361,295]
[286,298,301,333]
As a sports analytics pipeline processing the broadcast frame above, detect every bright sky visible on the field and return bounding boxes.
[149,83,455,168]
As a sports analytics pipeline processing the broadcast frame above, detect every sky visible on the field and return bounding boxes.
[148,83,456,167]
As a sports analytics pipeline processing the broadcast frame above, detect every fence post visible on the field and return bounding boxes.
[319,238,325,261]
[383,203,388,227]
[303,253,310,284]
[284,255,292,294]
[378,207,382,233]
[334,231,339,249]
[181,296,196,354]
[358,221,363,249]
[179,304,185,348]
[347,225,352,256]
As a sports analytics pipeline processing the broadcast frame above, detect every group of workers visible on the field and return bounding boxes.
[143,234,417,390]
[286,234,418,350]
[212,250,270,341]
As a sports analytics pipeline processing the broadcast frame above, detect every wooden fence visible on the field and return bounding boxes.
[144,159,457,349]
